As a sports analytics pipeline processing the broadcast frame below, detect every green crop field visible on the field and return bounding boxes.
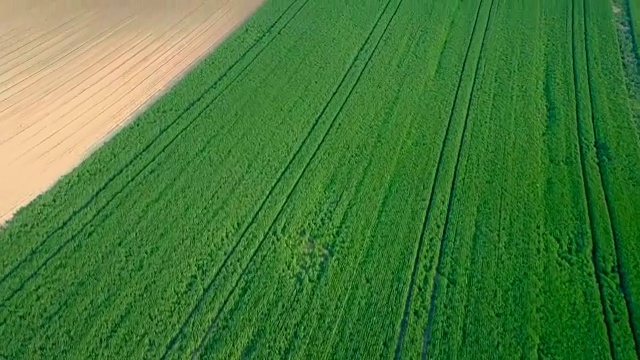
[2,0,640,358]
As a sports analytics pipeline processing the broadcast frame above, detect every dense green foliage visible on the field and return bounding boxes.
[611,0,640,137]
[1,0,640,358]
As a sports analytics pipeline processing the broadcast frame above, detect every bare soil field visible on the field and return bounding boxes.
[0,0,263,224]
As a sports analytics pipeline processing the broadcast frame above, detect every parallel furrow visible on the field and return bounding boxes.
[0,2,205,119]
[582,0,640,354]
[0,0,216,119]
[421,0,497,357]
[41,5,246,167]
[316,9,437,357]
[393,0,485,357]
[9,4,235,164]
[0,12,101,81]
[570,0,618,356]
[0,26,150,117]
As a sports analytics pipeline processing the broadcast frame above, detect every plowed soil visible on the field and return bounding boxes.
[0,0,263,223]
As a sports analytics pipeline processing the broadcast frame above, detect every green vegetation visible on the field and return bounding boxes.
[1,0,640,358]
[612,0,640,136]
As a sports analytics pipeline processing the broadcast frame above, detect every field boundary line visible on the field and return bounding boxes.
[421,0,497,357]
[0,25,152,117]
[184,0,403,357]
[392,0,485,357]
[582,0,640,354]
[0,0,306,298]
[0,15,142,146]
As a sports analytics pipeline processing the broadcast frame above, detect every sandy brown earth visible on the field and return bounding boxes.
[0,0,264,224]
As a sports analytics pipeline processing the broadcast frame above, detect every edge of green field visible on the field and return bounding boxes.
[1,0,276,231]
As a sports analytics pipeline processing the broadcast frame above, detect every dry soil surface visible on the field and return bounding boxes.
[0,0,263,224]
